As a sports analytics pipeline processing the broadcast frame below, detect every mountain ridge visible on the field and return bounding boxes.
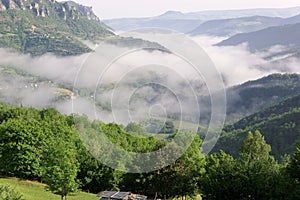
[225,73,300,121]
[103,6,300,33]
[216,22,300,53]
[0,0,114,56]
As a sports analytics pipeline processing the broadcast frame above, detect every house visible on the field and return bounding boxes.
[98,191,147,200]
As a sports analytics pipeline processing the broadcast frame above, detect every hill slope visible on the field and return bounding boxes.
[217,22,300,57]
[0,0,114,56]
[0,177,98,200]
[212,93,300,160]
[225,73,300,121]
[189,13,300,37]
[189,16,284,37]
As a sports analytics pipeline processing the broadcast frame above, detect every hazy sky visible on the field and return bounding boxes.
[72,0,300,19]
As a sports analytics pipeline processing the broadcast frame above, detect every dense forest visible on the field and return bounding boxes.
[0,103,299,200]
[213,93,300,160]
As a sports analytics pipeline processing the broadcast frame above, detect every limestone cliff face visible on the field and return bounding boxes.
[0,0,113,56]
[62,1,99,21]
[0,0,99,20]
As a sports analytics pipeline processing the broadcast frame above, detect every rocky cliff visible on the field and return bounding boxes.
[0,0,99,20]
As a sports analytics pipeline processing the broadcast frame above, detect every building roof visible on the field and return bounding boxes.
[98,191,147,200]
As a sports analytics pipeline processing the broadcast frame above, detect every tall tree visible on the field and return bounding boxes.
[286,139,300,199]
[201,131,281,200]
[42,140,79,200]
[150,134,205,199]
[0,118,45,179]
[237,131,279,200]
[201,151,240,200]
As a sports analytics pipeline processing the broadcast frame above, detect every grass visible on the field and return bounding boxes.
[0,177,98,200]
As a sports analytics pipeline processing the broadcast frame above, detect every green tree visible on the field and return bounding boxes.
[75,142,114,193]
[202,131,281,200]
[150,134,204,199]
[286,139,300,199]
[0,118,45,179]
[237,131,280,200]
[201,151,240,200]
[42,140,79,200]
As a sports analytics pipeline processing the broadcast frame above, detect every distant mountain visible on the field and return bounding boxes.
[103,7,300,33]
[212,93,300,160]
[225,73,300,121]
[103,17,203,33]
[189,12,300,37]
[183,7,300,20]
[189,16,283,37]
[0,0,114,56]
[217,22,300,52]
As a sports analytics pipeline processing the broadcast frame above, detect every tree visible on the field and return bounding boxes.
[201,151,240,200]
[201,131,281,200]
[75,142,114,193]
[286,139,300,199]
[42,140,79,200]
[237,131,280,200]
[150,134,205,199]
[0,118,45,179]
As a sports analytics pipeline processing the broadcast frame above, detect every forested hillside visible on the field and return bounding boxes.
[213,93,300,160]
[225,73,300,121]
[0,103,203,199]
[0,103,300,200]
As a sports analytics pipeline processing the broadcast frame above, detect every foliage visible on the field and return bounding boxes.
[285,138,300,199]
[120,134,205,199]
[237,131,280,199]
[213,93,300,160]
[202,131,281,200]
[0,102,299,199]
[42,140,79,200]
[0,110,46,178]
[225,73,300,121]
[201,151,239,200]
[0,105,81,197]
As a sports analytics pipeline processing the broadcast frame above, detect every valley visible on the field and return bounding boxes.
[0,1,300,200]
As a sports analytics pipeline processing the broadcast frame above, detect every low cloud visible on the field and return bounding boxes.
[191,35,300,86]
[0,35,299,126]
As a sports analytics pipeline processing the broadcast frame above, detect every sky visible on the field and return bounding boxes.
[71,0,300,19]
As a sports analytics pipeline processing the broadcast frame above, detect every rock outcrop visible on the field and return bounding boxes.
[0,0,99,20]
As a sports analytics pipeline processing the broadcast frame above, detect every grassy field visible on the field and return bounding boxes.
[0,177,98,200]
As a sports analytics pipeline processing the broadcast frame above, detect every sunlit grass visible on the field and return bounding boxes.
[0,177,98,200]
